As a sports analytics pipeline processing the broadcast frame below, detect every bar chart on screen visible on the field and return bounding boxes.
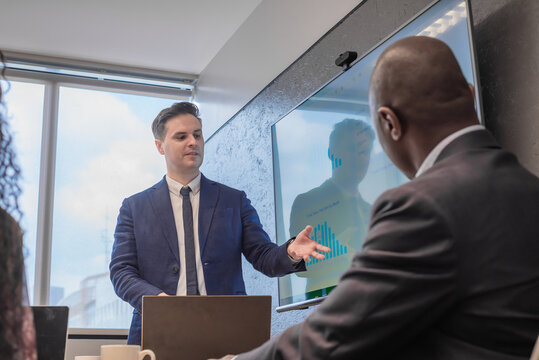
[307,221,348,266]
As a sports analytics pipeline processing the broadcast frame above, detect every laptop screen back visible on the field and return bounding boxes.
[142,295,271,360]
[32,306,69,360]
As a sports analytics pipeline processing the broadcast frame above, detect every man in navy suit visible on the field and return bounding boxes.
[109,102,330,345]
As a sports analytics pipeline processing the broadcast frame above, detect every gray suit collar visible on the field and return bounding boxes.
[435,129,501,164]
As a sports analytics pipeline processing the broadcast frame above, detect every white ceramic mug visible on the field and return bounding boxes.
[74,357,101,360]
[101,345,156,360]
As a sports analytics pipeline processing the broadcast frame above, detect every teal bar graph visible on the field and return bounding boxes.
[329,151,343,170]
[307,221,348,266]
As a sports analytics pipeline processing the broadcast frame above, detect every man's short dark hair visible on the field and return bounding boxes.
[329,118,375,152]
[151,102,201,140]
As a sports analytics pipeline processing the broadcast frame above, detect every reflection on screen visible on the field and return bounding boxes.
[272,0,480,308]
[289,119,376,291]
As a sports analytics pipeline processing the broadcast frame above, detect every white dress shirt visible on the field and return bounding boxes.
[166,173,207,295]
[415,124,484,178]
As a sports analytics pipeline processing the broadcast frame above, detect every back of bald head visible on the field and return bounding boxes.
[369,36,477,130]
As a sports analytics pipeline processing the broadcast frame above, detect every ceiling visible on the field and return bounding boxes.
[0,0,263,76]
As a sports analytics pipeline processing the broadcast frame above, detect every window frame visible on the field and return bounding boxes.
[4,56,194,330]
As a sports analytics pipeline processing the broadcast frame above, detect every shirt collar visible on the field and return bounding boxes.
[166,172,202,195]
[415,124,484,178]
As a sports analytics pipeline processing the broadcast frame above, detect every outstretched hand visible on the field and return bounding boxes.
[287,225,331,262]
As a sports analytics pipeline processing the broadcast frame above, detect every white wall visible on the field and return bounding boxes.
[196,0,365,138]
[0,0,262,75]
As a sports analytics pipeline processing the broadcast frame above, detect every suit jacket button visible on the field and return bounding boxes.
[203,262,209,266]
[172,266,179,273]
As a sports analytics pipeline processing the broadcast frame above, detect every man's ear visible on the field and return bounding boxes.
[377,106,402,141]
[155,139,165,155]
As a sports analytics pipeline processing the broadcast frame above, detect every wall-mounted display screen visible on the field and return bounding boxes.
[272,0,482,312]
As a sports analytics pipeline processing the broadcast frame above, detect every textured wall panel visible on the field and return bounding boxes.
[201,0,433,334]
[471,0,539,176]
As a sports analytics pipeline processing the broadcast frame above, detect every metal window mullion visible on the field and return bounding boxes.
[5,68,192,100]
[33,81,59,305]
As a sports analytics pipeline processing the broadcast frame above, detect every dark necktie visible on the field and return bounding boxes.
[180,186,199,295]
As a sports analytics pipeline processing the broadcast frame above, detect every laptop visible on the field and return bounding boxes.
[142,295,271,360]
[31,306,69,360]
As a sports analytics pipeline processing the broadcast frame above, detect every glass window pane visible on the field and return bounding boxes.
[51,86,175,328]
[1,80,45,304]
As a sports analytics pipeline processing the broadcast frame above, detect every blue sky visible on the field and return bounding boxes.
[5,82,176,318]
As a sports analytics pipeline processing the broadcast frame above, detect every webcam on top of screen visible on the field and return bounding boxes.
[335,51,358,70]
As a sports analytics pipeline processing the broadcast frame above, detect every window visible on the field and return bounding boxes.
[3,56,194,328]
[51,86,172,327]
[2,80,45,303]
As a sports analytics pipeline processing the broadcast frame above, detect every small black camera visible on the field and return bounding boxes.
[335,51,358,70]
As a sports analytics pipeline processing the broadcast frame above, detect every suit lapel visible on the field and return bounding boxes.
[199,174,219,256]
[149,177,180,263]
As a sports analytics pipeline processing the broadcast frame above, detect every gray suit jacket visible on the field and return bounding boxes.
[238,130,539,359]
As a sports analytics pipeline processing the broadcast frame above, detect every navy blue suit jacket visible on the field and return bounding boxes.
[110,174,304,344]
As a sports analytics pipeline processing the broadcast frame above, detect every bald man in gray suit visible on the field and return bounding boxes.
[216,36,539,360]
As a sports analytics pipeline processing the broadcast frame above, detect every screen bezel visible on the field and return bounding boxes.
[273,0,482,312]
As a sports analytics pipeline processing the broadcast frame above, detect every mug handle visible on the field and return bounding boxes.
[139,349,156,360]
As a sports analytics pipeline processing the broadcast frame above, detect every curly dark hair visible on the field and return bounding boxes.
[0,50,28,359]
[0,50,22,218]
[0,208,25,358]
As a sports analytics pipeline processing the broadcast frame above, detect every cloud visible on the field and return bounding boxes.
[57,138,164,229]
[55,88,166,230]
[58,87,150,146]
[3,81,44,174]
[91,253,107,269]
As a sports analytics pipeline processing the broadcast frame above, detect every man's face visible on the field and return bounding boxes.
[155,113,204,176]
[331,134,373,181]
